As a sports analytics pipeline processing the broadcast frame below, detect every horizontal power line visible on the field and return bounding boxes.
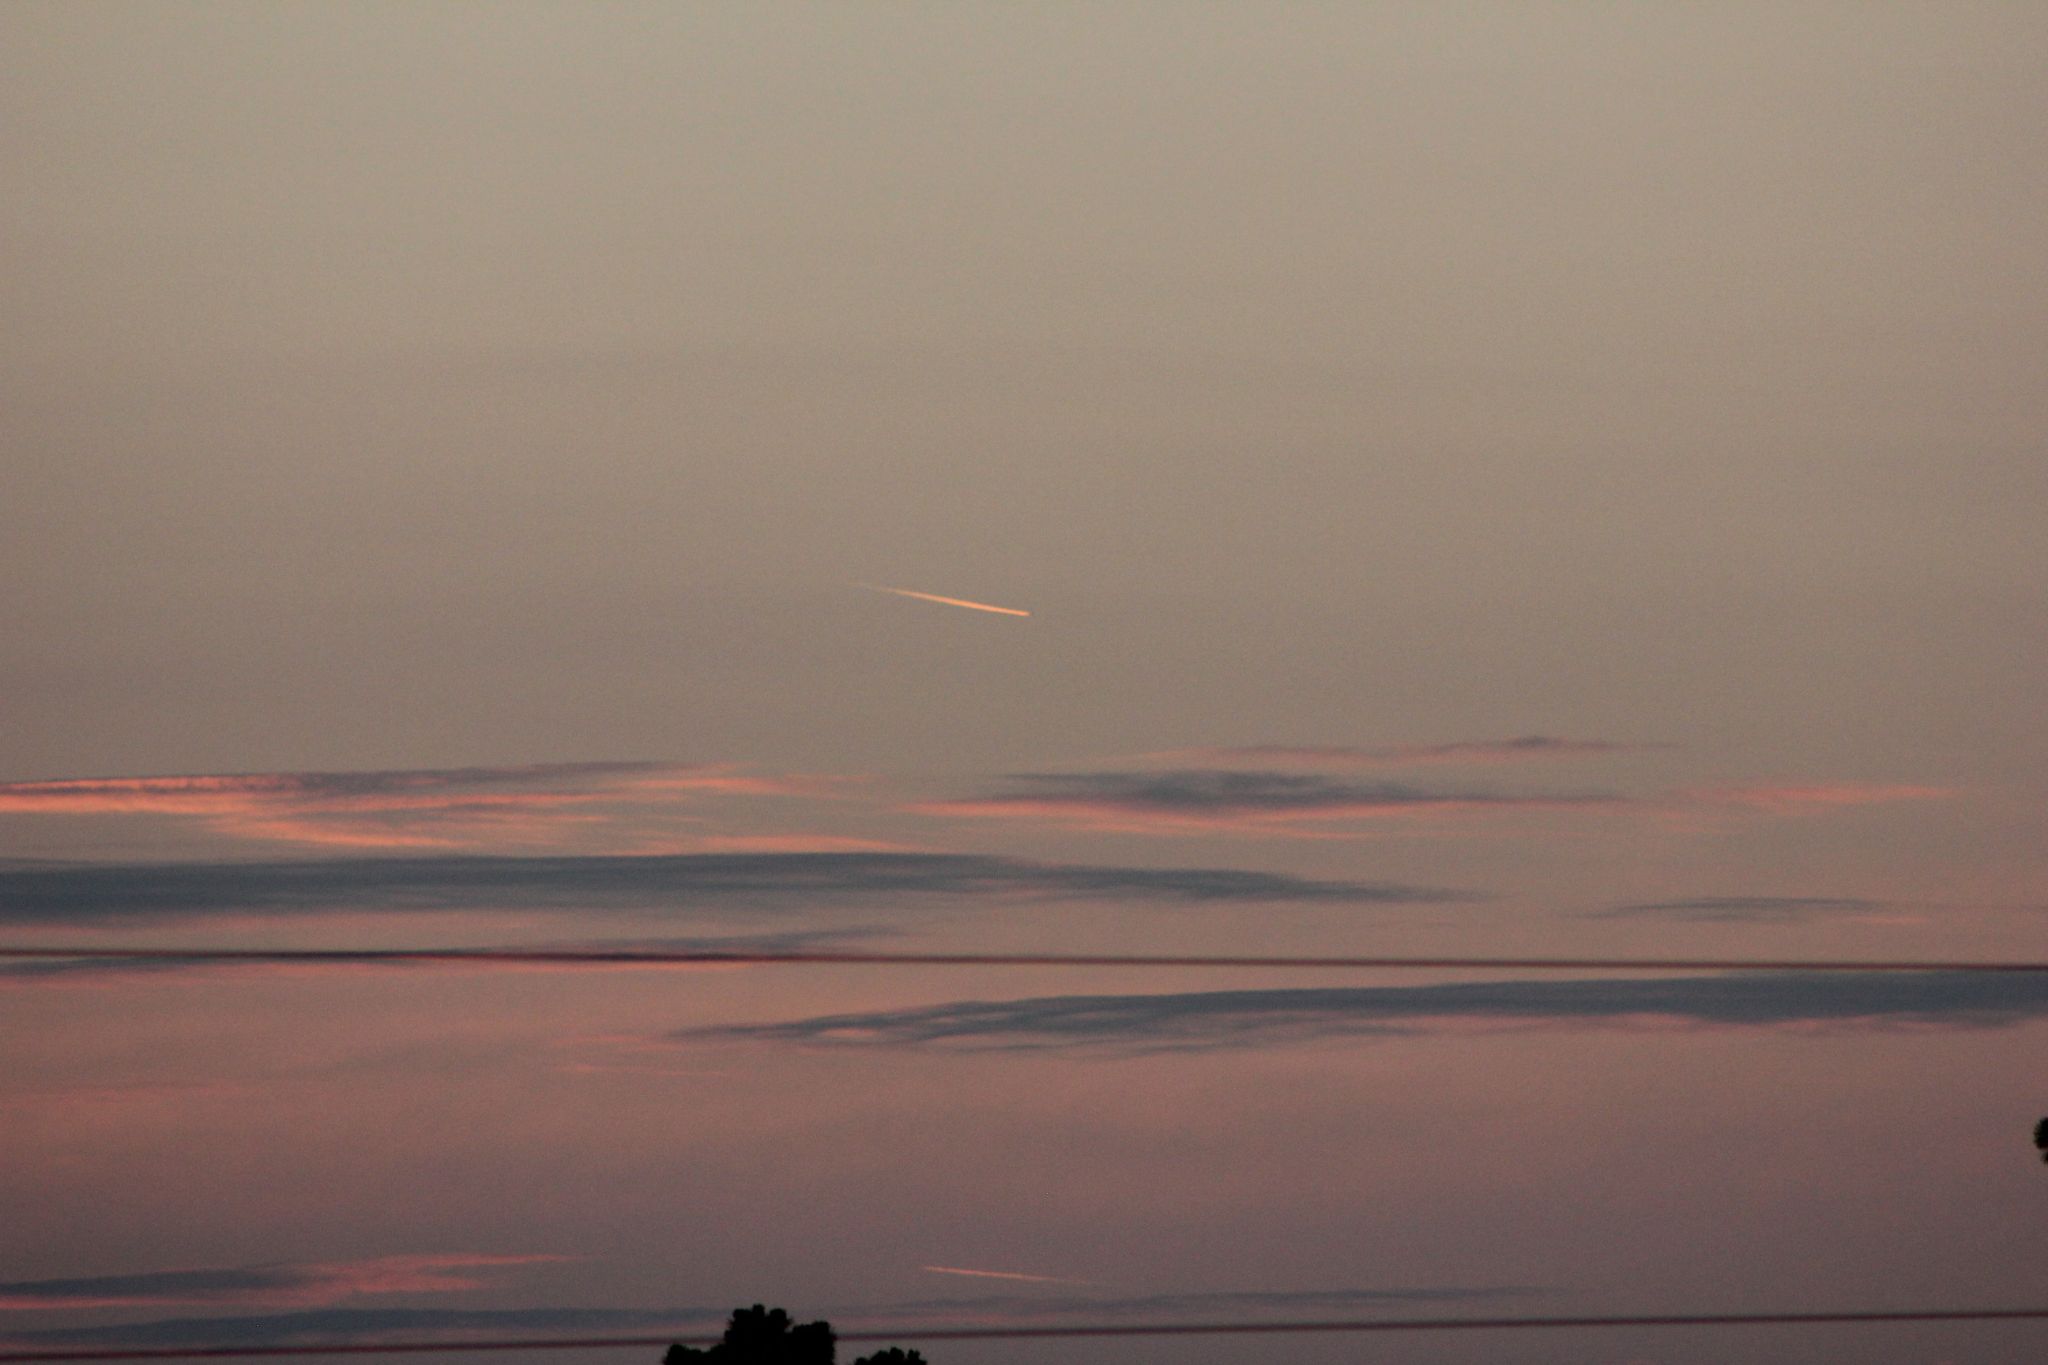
[4,946,2048,973]
[5,1307,2048,1362]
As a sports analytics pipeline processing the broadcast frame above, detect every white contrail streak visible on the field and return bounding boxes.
[856,583,1031,617]
[920,1265,1085,1284]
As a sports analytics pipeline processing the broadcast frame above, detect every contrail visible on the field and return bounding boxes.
[856,583,1031,617]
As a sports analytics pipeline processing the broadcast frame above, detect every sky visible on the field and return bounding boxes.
[4,2,2047,1362]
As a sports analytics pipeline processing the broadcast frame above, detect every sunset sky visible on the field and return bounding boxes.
[5,4,2048,1363]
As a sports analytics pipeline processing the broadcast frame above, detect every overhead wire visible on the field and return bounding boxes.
[3,946,2048,973]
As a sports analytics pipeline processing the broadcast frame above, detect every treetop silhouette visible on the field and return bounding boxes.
[664,1304,925,1365]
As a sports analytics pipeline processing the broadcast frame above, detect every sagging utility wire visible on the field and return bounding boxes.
[6,946,2048,973]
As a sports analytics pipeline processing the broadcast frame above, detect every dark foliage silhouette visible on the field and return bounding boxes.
[664,1305,924,1365]
[2035,1116,2048,1162]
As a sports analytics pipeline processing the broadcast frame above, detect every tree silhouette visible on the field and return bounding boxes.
[2034,1116,2048,1162]
[664,1305,926,1365]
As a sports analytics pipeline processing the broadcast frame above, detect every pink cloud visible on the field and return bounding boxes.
[621,768,848,798]
[0,1080,247,1110]
[1678,782,1954,815]
[0,1254,567,1311]
[0,764,647,814]
[686,833,919,854]
[297,1254,570,1301]
[0,762,829,851]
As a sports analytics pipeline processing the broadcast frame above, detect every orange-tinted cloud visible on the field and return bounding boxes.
[0,1080,247,1110]
[0,1254,565,1311]
[617,770,842,798]
[1678,781,1953,814]
[0,762,819,851]
[686,834,919,854]
[0,764,650,814]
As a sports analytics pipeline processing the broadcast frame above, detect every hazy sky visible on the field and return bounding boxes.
[5,5,2047,1364]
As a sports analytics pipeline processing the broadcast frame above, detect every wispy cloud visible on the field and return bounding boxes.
[915,769,1621,836]
[1144,737,1649,768]
[919,1266,1086,1286]
[0,1306,714,1350]
[682,835,913,855]
[677,973,2048,1052]
[1593,897,1888,924]
[1677,782,1952,815]
[0,763,814,851]
[0,1255,563,1312]
[0,763,655,813]
[0,1079,246,1109]
[0,851,1464,927]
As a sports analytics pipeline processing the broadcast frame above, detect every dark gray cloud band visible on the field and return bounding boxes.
[0,763,671,805]
[1167,737,1646,766]
[0,852,1464,926]
[921,769,1623,824]
[0,1267,304,1307]
[680,972,2048,1052]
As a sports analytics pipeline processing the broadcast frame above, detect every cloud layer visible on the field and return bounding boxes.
[0,1255,561,1312]
[1675,783,1951,815]
[914,763,1950,838]
[1148,737,1647,767]
[916,769,1620,835]
[0,763,805,850]
[0,758,1948,853]
[680,972,2048,1052]
[0,851,1464,926]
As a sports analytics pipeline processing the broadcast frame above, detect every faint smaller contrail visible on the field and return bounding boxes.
[856,583,1031,617]
[921,1265,1086,1285]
